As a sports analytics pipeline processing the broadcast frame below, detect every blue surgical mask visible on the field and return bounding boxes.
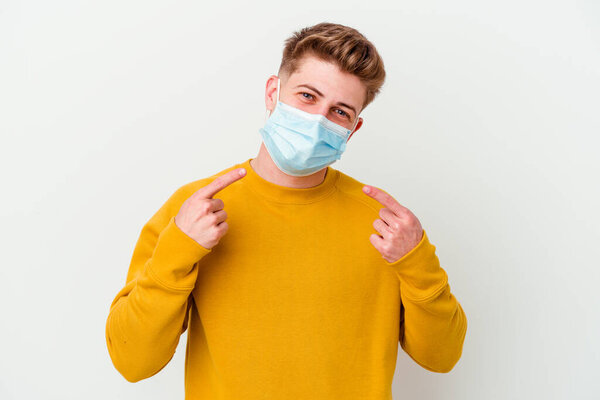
[258,77,360,177]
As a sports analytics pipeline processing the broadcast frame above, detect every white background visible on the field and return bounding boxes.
[1,0,599,399]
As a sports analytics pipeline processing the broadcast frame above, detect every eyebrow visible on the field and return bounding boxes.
[294,84,357,118]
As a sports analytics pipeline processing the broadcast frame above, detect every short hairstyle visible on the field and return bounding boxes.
[278,22,386,113]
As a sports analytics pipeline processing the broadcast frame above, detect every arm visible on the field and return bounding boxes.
[105,187,212,382]
[386,229,468,373]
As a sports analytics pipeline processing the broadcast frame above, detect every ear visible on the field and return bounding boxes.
[264,75,279,113]
[347,117,363,141]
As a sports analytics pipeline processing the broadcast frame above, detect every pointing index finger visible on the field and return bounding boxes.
[363,185,405,215]
[196,168,247,199]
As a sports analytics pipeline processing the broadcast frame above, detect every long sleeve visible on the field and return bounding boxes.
[105,187,212,382]
[385,229,468,373]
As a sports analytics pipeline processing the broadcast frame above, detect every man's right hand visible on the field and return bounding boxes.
[174,167,247,250]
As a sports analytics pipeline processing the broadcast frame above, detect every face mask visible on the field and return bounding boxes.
[258,77,360,177]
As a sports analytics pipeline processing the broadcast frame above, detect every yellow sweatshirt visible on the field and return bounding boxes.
[105,157,467,399]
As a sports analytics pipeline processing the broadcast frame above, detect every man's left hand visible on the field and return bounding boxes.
[362,184,424,264]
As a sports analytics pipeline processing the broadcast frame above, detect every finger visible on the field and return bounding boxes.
[373,218,392,239]
[379,208,403,231]
[206,198,225,212]
[217,221,229,233]
[196,168,247,199]
[195,198,224,215]
[369,232,386,252]
[212,209,228,224]
[362,185,405,215]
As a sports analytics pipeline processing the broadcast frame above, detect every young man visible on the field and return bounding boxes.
[106,22,467,399]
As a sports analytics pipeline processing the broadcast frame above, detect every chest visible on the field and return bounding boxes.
[191,197,398,323]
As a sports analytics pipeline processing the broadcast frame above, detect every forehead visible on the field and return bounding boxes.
[286,55,365,113]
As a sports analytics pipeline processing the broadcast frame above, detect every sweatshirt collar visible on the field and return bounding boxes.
[239,158,339,204]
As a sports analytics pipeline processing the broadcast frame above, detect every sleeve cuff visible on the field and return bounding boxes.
[384,229,449,301]
[147,216,212,290]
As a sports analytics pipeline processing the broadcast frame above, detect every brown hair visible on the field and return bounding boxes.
[278,22,386,113]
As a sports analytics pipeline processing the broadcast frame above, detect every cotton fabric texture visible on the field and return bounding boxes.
[105,158,467,399]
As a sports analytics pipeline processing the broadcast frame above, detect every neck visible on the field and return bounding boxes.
[250,143,328,188]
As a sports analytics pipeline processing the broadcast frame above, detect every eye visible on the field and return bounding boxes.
[335,109,350,119]
[300,92,314,100]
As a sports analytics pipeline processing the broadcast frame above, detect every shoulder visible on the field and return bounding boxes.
[138,161,245,236]
[164,161,244,210]
[333,168,385,216]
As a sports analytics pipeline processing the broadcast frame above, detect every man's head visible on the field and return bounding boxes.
[265,22,386,140]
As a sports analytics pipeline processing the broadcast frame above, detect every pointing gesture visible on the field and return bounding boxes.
[175,168,247,250]
[362,184,424,264]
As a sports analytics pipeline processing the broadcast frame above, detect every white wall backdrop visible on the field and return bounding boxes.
[1,0,598,399]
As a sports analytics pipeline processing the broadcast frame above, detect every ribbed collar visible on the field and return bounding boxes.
[239,158,339,204]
